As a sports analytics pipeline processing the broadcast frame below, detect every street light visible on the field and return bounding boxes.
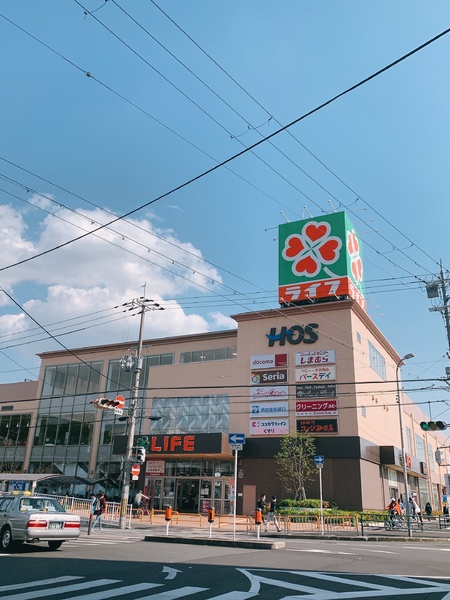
[118,297,164,529]
[396,352,414,537]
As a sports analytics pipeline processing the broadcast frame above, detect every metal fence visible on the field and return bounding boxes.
[359,512,450,536]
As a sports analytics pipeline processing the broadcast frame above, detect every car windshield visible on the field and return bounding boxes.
[19,497,65,512]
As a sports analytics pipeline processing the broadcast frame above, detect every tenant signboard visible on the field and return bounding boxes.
[278,211,365,310]
[295,349,336,366]
[295,366,336,382]
[297,418,339,434]
[145,460,165,476]
[251,369,288,385]
[296,399,338,417]
[250,353,288,369]
[250,385,289,402]
[250,419,290,435]
[295,383,337,399]
[251,401,289,417]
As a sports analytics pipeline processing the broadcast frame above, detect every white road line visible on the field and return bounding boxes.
[286,548,355,555]
[0,577,83,593]
[66,583,162,600]
[348,547,396,554]
[0,579,119,600]
[135,586,208,600]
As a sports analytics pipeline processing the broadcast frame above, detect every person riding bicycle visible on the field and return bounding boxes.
[386,498,401,523]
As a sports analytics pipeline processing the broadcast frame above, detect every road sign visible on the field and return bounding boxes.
[230,444,243,451]
[314,455,324,464]
[131,464,140,477]
[229,433,245,445]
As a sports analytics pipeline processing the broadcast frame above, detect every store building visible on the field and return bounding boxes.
[0,211,447,511]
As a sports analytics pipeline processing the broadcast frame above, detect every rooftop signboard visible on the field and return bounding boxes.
[278,211,365,310]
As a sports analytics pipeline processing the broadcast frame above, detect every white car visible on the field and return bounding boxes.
[0,493,81,551]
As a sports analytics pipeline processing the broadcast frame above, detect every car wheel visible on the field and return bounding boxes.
[48,540,63,550]
[0,526,12,552]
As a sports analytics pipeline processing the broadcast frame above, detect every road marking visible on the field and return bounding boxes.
[349,547,396,554]
[287,548,355,555]
[1,579,119,600]
[135,586,207,599]
[0,577,82,593]
[67,583,162,599]
[162,567,182,580]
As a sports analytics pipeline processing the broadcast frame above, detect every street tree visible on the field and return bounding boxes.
[275,432,316,500]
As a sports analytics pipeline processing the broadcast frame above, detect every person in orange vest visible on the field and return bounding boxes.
[386,498,401,524]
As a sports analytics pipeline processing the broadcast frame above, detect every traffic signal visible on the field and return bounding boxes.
[420,421,448,431]
[135,446,146,464]
[435,449,443,465]
[93,395,125,410]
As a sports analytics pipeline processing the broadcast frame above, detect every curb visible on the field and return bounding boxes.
[143,534,285,550]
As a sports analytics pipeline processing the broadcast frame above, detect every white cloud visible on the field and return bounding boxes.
[0,200,234,380]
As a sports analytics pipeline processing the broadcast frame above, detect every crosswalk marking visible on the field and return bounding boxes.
[1,579,119,600]
[64,583,162,600]
[0,577,83,593]
[135,586,208,600]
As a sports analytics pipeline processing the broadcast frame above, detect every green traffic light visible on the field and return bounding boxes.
[420,421,448,431]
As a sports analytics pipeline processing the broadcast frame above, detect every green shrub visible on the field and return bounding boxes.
[279,498,332,509]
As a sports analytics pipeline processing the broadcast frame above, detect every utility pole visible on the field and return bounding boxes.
[118,297,164,529]
[427,260,450,359]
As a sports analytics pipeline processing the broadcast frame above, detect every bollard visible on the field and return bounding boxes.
[87,511,93,536]
[165,506,172,535]
[255,508,262,541]
[208,507,215,539]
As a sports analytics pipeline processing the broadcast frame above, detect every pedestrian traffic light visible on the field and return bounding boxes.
[435,449,443,465]
[135,446,146,464]
[420,421,448,431]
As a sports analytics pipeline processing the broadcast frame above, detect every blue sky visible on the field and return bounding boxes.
[0,1,450,425]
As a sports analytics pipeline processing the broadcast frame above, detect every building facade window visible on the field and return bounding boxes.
[31,361,103,483]
[147,353,174,366]
[0,413,31,473]
[415,433,426,462]
[406,427,412,455]
[150,395,230,434]
[368,341,386,380]
[180,347,237,364]
[428,442,435,472]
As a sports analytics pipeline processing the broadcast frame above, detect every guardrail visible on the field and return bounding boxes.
[359,512,450,536]
[280,513,358,534]
[218,514,253,531]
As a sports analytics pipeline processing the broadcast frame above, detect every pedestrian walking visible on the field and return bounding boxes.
[409,497,423,524]
[424,502,433,521]
[92,491,107,531]
[256,493,267,524]
[265,495,281,532]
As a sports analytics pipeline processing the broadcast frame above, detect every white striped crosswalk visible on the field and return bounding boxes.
[2,570,450,599]
[64,532,145,547]
[0,577,207,600]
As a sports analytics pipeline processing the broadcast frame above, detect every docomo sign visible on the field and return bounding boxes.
[250,353,288,369]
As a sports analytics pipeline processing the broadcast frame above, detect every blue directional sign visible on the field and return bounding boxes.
[314,455,324,464]
[229,433,245,445]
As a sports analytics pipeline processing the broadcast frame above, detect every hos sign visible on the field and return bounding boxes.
[266,324,318,347]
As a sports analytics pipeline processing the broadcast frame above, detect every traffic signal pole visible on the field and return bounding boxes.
[118,301,145,529]
[118,297,163,529]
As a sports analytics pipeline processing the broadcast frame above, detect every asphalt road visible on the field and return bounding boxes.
[2,529,450,599]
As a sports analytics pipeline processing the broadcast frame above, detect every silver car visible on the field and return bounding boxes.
[0,493,81,551]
